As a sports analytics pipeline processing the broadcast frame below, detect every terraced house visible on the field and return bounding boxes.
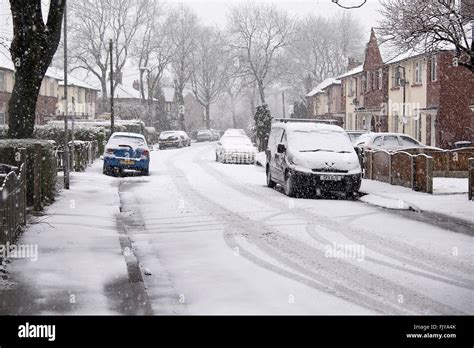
[323,28,474,149]
[0,56,61,126]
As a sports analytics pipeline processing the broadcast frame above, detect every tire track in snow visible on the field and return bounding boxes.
[197,153,474,288]
[165,151,465,314]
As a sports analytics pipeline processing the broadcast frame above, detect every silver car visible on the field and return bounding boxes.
[355,132,440,151]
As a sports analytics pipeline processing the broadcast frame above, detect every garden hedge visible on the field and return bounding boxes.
[0,139,57,207]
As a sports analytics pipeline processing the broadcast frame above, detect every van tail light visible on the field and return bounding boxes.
[141,149,150,159]
[105,148,114,154]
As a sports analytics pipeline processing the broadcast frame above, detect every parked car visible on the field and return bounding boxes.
[177,130,191,147]
[223,128,246,137]
[346,130,369,145]
[103,132,150,176]
[196,129,213,142]
[216,135,257,164]
[158,131,184,149]
[355,132,440,151]
[210,129,221,141]
[265,120,362,198]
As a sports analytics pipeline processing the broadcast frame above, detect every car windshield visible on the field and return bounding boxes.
[348,133,364,142]
[288,129,354,153]
[355,133,372,145]
[159,132,177,139]
[222,136,252,146]
[111,135,145,145]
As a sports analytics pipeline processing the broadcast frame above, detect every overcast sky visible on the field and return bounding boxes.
[0,0,383,88]
[180,0,382,35]
[0,0,382,37]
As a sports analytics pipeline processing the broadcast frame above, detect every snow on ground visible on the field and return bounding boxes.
[360,179,473,224]
[127,143,473,314]
[0,163,130,314]
[2,142,473,315]
[433,177,468,194]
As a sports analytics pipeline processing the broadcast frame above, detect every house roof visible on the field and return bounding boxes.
[58,73,101,91]
[337,65,363,79]
[0,51,63,80]
[306,78,341,97]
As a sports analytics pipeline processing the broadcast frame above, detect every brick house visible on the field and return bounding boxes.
[306,78,343,124]
[0,57,61,126]
[386,50,474,149]
[354,29,389,132]
[56,74,100,121]
[339,63,364,130]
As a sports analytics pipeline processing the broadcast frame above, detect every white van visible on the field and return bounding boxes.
[265,119,362,198]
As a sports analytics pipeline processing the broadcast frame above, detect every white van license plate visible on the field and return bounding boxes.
[320,175,342,181]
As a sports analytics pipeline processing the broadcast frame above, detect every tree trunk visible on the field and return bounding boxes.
[257,80,266,105]
[205,105,211,130]
[230,98,237,128]
[8,0,65,139]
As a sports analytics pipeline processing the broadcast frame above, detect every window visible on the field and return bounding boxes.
[378,68,383,90]
[0,112,5,125]
[0,71,5,92]
[366,71,371,92]
[373,136,383,147]
[430,56,438,81]
[414,60,423,84]
[372,71,376,90]
[400,136,420,147]
[49,82,55,97]
[391,66,400,88]
[383,135,400,147]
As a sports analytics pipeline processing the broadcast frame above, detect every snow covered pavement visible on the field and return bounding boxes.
[1,142,473,315]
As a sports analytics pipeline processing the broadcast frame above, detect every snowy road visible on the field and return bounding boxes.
[117,142,474,315]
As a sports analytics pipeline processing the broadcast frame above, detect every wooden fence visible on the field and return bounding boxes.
[0,162,27,245]
[55,140,100,172]
[364,148,474,196]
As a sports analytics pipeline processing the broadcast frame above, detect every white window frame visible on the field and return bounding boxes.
[430,56,438,82]
[414,60,423,84]
[378,68,383,90]
[0,71,5,92]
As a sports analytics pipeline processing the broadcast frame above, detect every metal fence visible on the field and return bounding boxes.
[0,163,27,245]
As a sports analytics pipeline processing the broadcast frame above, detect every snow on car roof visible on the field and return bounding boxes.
[111,132,145,138]
[276,122,345,133]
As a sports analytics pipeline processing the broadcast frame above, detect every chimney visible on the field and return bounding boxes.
[347,57,362,71]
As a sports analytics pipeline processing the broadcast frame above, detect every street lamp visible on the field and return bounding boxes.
[139,66,151,125]
[396,64,408,133]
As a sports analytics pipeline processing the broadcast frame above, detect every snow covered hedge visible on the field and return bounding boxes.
[0,139,57,207]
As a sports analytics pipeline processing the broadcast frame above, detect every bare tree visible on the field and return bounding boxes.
[133,2,176,124]
[170,5,200,130]
[69,0,147,110]
[379,0,474,72]
[190,27,228,130]
[227,2,295,105]
[280,13,364,102]
[7,0,65,138]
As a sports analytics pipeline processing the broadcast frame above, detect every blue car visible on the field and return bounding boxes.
[103,132,150,176]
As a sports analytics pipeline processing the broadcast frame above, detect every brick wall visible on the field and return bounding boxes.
[436,52,474,148]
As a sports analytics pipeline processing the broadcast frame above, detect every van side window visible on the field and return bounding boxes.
[373,136,382,147]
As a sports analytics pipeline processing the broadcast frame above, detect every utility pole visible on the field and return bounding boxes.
[71,96,75,172]
[282,90,286,119]
[109,39,115,135]
[63,0,70,189]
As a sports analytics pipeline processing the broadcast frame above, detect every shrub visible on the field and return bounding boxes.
[0,139,57,207]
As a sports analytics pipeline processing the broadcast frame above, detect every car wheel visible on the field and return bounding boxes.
[266,166,276,188]
[141,167,149,176]
[103,165,111,176]
[215,153,219,162]
[284,171,296,197]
